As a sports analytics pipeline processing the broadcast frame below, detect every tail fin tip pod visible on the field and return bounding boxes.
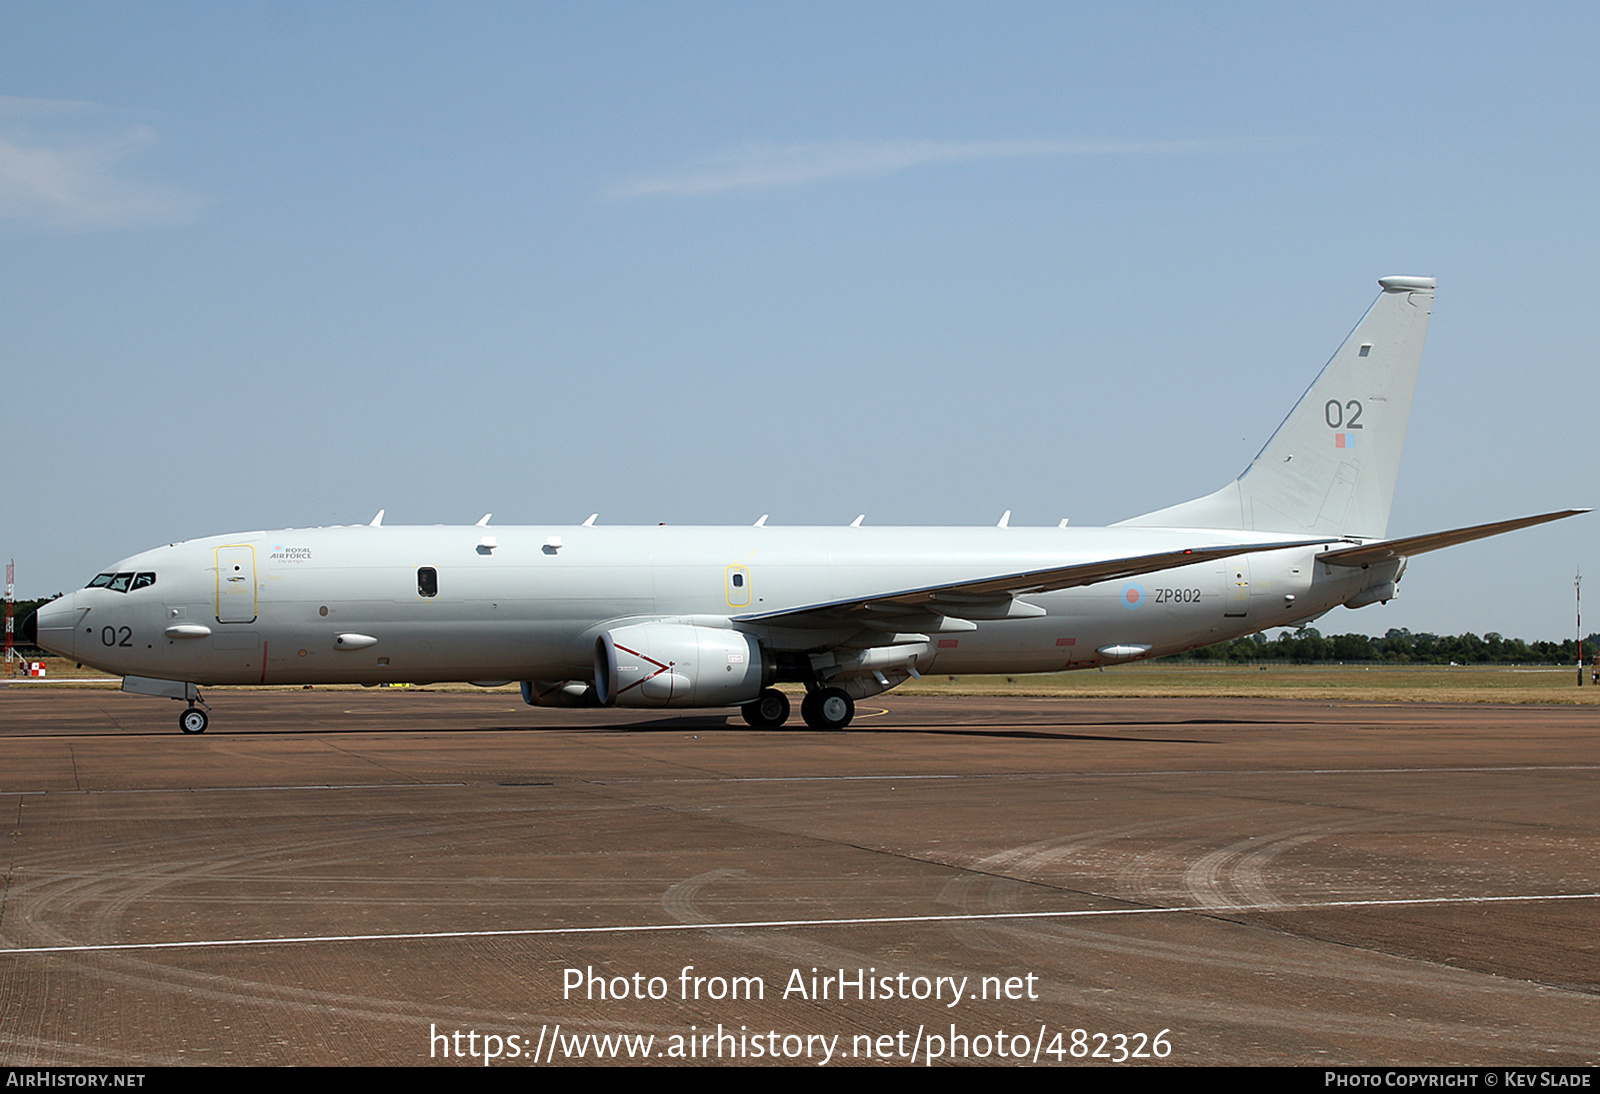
[1118,275,1435,538]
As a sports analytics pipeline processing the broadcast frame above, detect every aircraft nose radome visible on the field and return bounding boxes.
[31,595,77,658]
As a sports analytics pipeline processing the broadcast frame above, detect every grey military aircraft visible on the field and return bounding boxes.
[26,276,1585,733]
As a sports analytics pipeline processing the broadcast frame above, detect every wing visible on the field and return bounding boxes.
[734,537,1330,628]
[1318,509,1590,568]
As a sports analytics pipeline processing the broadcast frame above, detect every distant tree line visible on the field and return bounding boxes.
[1174,628,1598,665]
[9,595,63,620]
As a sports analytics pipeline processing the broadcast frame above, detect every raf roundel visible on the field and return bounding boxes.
[1121,582,1146,610]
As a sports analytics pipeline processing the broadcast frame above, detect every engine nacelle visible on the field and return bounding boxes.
[595,623,768,708]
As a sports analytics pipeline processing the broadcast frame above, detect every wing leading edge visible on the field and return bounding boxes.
[733,537,1332,629]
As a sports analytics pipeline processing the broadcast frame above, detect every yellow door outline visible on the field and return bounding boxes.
[725,565,751,607]
[215,544,258,624]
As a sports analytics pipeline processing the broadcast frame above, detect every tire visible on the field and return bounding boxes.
[179,708,209,735]
[800,686,853,729]
[740,688,791,728]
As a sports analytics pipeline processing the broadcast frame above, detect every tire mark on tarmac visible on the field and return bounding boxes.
[930,828,1600,1056]
[1,798,624,1064]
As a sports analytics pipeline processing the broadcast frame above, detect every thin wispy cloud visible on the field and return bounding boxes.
[606,137,1223,199]
[0,96,206,230]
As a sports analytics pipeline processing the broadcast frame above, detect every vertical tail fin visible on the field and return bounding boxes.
[1117,275,1434,539]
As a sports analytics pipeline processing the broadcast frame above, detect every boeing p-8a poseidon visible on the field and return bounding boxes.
[27,276,1586,733]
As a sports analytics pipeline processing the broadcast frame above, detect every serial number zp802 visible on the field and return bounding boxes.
[1152,588,1202,604]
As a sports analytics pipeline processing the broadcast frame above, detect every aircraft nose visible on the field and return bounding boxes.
[30,594,78,659]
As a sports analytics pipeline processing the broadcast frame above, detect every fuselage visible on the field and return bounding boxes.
[32,522,1389,688]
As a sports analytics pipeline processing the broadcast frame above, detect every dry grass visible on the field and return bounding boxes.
[898,661,1600,704]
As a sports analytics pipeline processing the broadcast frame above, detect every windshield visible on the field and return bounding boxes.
[84,571,156,592]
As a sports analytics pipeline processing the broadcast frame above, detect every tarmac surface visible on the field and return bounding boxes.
[0,686,1595,1067]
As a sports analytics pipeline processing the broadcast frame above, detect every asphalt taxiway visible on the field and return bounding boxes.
[0,687,1595,1066]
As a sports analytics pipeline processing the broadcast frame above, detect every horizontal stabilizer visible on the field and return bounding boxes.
[1319,509,1590,567]
[737,537,1330,627]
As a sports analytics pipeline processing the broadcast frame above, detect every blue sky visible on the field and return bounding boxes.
[5,2,1595,639]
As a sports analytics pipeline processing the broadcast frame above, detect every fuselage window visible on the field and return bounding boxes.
[418,567,438,598]
[130,572,157,591]
[732,573,744,587]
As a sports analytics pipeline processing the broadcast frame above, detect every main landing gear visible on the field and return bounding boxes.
[740,688,791,728]
[800,687,854,730]
[739,686,856,729]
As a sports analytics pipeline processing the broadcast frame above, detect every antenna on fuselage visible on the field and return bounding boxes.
[475,513,492,526]
[582,514,598,527]
[369,510,385,527]
[754,514,768,527]
[997,510,1011,528]
[849,515,865,528]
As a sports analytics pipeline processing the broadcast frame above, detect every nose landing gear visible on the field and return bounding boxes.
[122,675,212,734]
[178,694,211,735]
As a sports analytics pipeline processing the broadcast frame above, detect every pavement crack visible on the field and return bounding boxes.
[315,740,420,782]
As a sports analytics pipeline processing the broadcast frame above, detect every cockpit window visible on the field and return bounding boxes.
[85,571,157,592]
